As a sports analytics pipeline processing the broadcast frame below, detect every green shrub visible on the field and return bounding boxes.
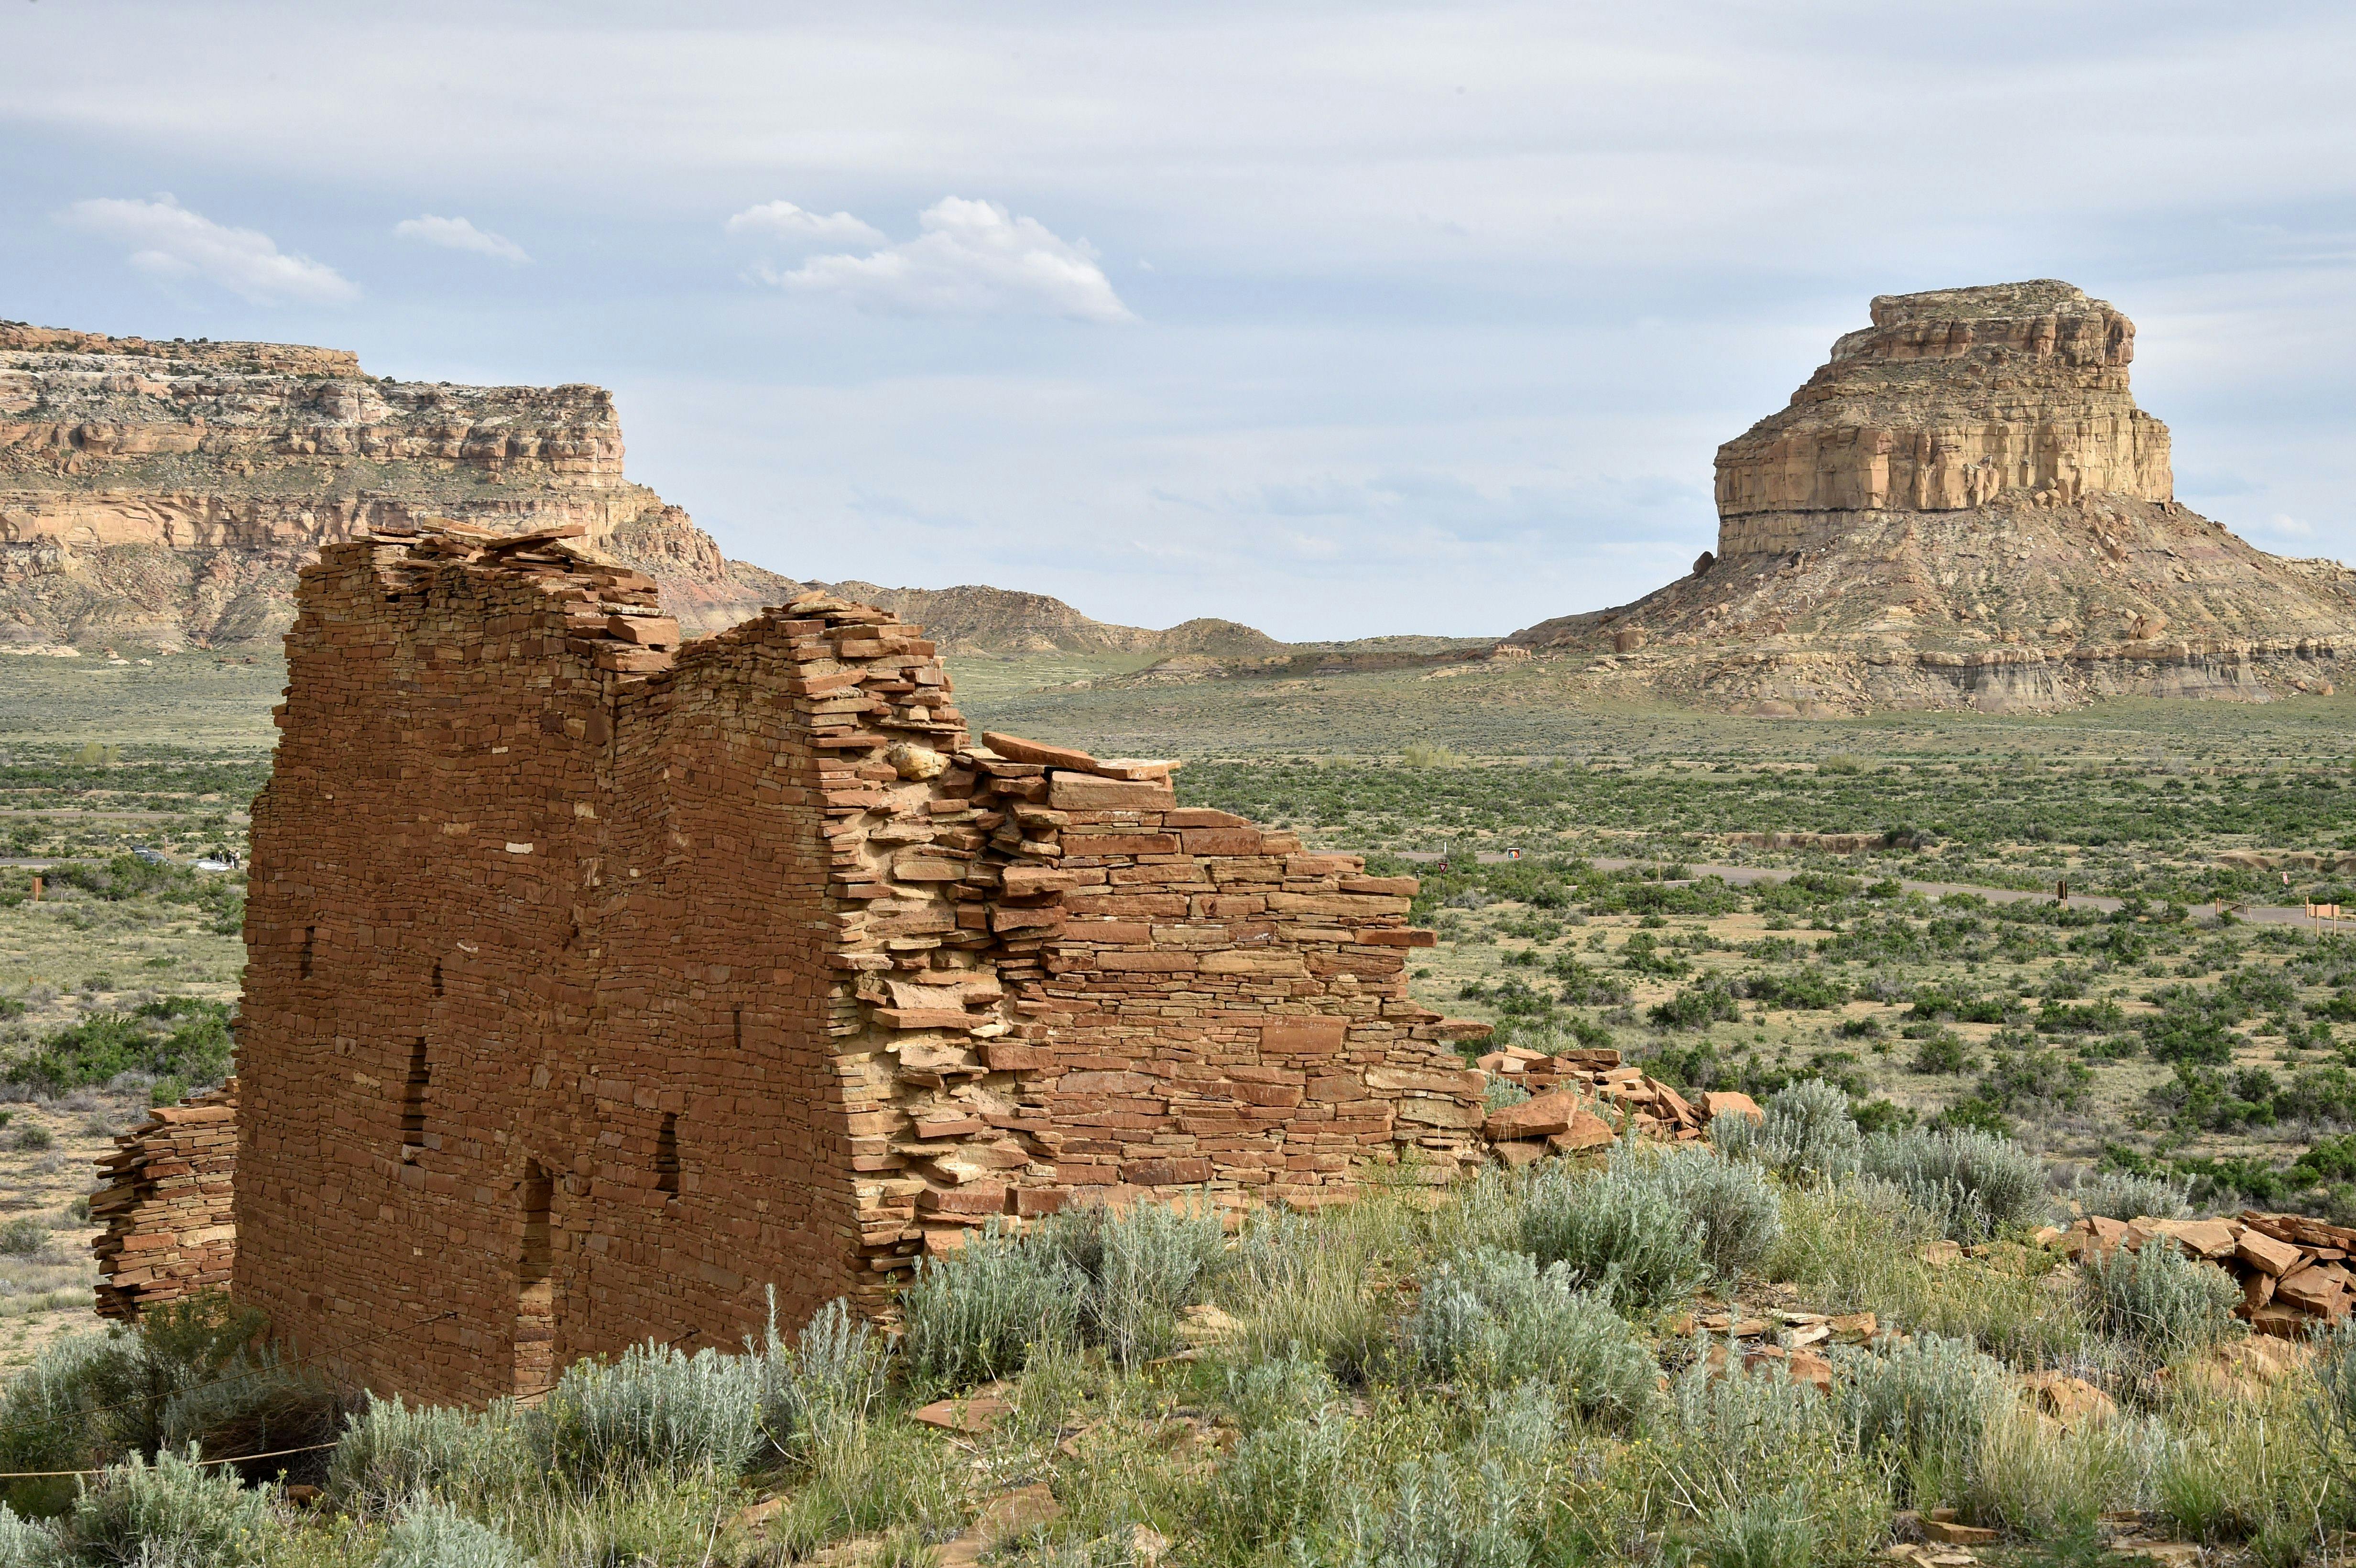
[0,1503,61,1568]
[1744,969,1849,1011]
[755,1293,886,1459]
[763,1417,965,1558]
[0,1336,112,1519]
[1648,979,1737,1029]
[326,1397,528,1517]
[1657,1350,1889,1562]
[1716,1079,1860,1178]
[1403,1248,1658,1424]
[0,1219,49,1256]
[1483,1077,1530,1112]
[1220,1350,1343,1432]
[158,1339,345,1483]
[1226,1201,1404,1384]
[1203,1409,1355,1555]
[373,1498,526,1568]
[2072,1170,2192,1222]
[1649,1146,1782,1280]
[0,1294,273,1519]
[2,1001,233,1100]
[2084,1243,2243,1362]
[1840,1333,2006,1505]
[1352,1451,1537,1568]
[901,1217,1081,1394]
[1697,1484,1815,1568]
[2310,1317,2356,1490]
[13,1125,54,1153]
[83,1295,272,1463]
[61,1448,276,1567]
[1518,1151,1708,1312]
[1909,1028,1973,1075]
[1039,1198,1227,1367]
[533,1340,764,1483]
[1859,1127,2046,1244]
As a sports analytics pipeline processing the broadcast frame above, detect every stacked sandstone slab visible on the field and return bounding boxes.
[2061,1209,2356,1337]
[231,526,1490,1403]
[1474,1044,1756,1164]
[91,1081,237,1320]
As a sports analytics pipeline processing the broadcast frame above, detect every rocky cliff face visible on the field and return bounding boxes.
[0,321,786,648]
[1510,282,2356,713]
[0,320,1283,660]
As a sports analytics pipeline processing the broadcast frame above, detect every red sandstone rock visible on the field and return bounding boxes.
[2237,1230,2302,1277]
[1548,1112,1616,1153]
[1483,1089,1584,1141]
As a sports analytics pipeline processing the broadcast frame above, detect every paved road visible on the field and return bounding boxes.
[1386,849,2337,930]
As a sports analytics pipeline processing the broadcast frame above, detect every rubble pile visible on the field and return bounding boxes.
[1473,1045,1758,1163]
[90,1080,237,1320]
[2061,1208,2356,1336]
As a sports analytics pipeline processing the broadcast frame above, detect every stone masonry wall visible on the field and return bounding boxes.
[91,1081,238,1320]
[233,525,1480,1404]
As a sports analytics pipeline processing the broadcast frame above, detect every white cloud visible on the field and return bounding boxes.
[393,214,530,264]
[767,197,1134,324]
[724,200,884,248]
[59,194,357,305]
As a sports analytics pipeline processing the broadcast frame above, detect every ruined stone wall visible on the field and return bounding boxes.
[236,529,620,1399]
[235,529,1481,1404]
[91,1081,238,1319]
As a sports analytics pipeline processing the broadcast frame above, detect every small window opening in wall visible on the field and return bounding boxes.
[655,1112,680,1198]
[399,1038,429,1148]
[300,925,316,980]
[514,1161,556,1394]
[431,961,444,998]
[732,1006,743,1050]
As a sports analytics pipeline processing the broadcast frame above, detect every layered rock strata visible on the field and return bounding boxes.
[0,321,787,648]
[1510,282,2356,712]
[230,525,1487,1403]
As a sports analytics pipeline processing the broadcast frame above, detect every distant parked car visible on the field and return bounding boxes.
[130,846,170,865]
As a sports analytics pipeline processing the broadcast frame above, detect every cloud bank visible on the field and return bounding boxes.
[724,200,884,248]
[58,195,357,305]
[764,197,1134,324]
[393,214,531,264]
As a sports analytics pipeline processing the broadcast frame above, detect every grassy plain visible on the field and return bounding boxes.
[10,648,2356,1359]
[11,648,2356,1560]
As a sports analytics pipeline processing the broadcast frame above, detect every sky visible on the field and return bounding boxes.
[3,2,2353,641]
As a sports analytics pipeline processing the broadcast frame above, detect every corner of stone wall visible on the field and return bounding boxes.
[759,595,1490,1294]
[92,1079,239,1320]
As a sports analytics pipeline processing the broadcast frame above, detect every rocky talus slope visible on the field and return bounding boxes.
[0,321,790,649]
[1509,281,2356,713]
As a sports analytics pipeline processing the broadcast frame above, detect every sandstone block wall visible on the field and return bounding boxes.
[234,525,1480,1404]
[92,1081,238,1319]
